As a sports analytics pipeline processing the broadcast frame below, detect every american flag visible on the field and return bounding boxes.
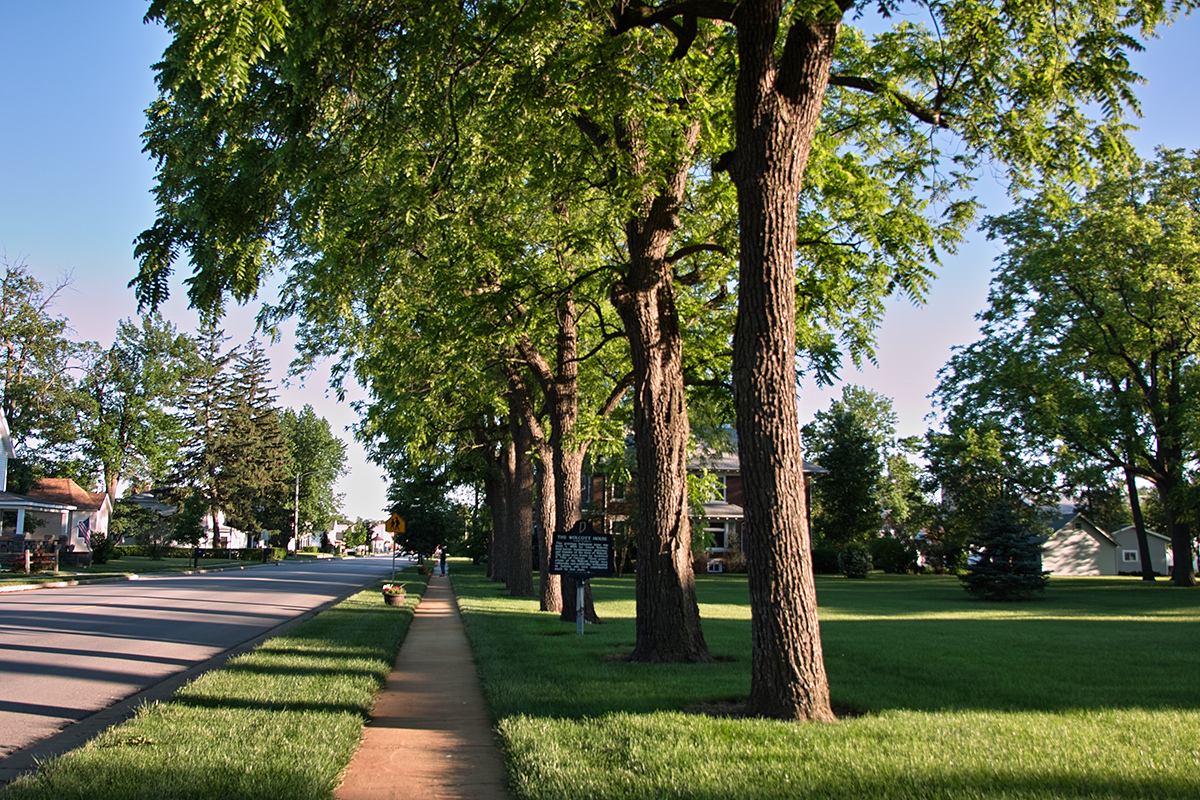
[77,518,90,546]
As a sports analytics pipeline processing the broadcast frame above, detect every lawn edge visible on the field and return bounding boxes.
[0,569,429,789]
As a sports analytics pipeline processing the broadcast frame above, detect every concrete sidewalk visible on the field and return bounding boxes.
[336,573,509,800]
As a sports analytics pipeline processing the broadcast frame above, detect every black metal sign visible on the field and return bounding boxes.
[549,520,614,578]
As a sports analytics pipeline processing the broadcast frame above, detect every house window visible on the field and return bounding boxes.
[705,521,733,552]
[718,476,727,502]
[1122,550,1140,563]
[611,478,626,501]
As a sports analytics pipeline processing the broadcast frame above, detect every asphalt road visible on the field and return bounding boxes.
[0,555,402,771]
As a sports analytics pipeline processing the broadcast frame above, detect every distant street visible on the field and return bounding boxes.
[0,556,402,761]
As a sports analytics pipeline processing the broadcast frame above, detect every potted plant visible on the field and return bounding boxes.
[381,583,406,606]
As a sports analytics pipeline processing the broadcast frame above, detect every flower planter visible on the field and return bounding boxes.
[382,591,406,606]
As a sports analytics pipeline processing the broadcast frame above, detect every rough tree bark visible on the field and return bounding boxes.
[518,301,603,623]
[725,1,840,719]
[506,392,536,598]
[1123,465,1155,581]
[534,455,562,612]
[610,119,713,663]
[491,438,515,585]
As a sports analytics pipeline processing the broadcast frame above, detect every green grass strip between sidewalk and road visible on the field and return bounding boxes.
[452,564,1200,800]
[2,570,428,800]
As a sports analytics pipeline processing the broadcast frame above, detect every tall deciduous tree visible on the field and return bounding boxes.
[614,0,1185,718]
[937,149,1200,587]
[280,404,348,540]
[0,256,89,479]
[134,0,1187,715]
[801,387,888,548]
[78,315,195,502]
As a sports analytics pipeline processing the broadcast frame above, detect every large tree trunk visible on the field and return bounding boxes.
[507,407,536,597]
[492,438,515,584]
[613,276,710,661]
[608,117,711,662]
[1156,470,1197,587]
[535,454,562,612]
[1123,465,1155,581]
[727,4,838,720]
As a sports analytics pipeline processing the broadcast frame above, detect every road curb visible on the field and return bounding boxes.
[0,561,287,594]
[0,563,396,785]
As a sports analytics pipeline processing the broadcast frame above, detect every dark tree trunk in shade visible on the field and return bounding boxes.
[727,5,838,719]
[1124,465,1155,581]
[483,469,501,581]
[506,404,535,598]
[535,456,562,612]
[492,438,515,585]
[1157,469,1197,587]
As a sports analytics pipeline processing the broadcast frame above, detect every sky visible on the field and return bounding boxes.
[1,2,1197,518]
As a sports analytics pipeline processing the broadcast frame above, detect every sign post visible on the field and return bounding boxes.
[385,514,406,581]
[549,520,614,635]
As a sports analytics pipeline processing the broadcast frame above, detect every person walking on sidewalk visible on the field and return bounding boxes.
[438,547,447,576]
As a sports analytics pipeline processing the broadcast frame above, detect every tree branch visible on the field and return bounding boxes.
[827,75,953,129]
[609,0,735,61]
[666,242,727,264]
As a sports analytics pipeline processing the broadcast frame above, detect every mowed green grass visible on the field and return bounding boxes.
[453,566,1200,800]
[0,556,253,585]
[2,572,427,800]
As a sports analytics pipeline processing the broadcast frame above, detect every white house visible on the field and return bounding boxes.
[0,408,78,545]
[26,478,112,557]
[1043,511,1171,576]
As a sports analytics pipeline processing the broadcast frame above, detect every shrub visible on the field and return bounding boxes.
[870,535,918,574]
[90,535,117,565]
[838,542,872,579]
[960,503,1048,601]
[811,546,841,574]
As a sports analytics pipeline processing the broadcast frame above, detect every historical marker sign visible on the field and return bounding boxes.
[550,520,614,578]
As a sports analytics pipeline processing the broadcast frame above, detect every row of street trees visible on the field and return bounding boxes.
[133,0,1187,719]
[0,258,347,545]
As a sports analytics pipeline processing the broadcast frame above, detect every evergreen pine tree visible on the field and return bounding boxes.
[219,338,292,536]
[960,503,1049,601]
[171,320,237,546]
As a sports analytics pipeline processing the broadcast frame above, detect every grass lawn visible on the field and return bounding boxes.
[0,556,263,586]
[453,566,1200,800]
[2,571,428,800]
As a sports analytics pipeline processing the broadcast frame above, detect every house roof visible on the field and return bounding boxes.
[1109,525,1172,543]
[124,488,178,516]
[0,490,76,512]
[1051,511,1119,547]
[689,448,827,474]
[696,502,744,520]
[27,479,108,512]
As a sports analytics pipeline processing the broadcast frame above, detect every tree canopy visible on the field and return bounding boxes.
[133,0,1193,719]
[936,148,1200,586]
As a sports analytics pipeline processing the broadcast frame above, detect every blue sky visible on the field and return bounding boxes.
[1,2,1197,514]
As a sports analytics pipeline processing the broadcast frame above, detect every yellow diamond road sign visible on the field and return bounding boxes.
[385,514,406,534]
